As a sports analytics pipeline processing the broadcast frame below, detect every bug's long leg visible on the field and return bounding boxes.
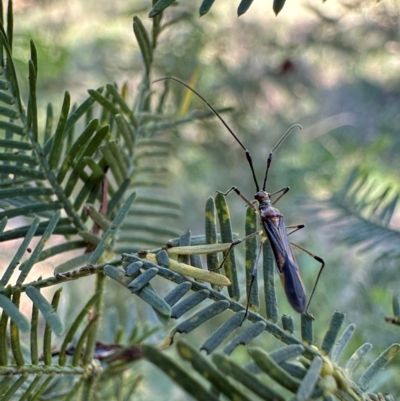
[289,242,325,314]
[270,186,290,205]
[243,240,264,322]
[286,224,305,236]
[217,187,256,210]
[209,230,261,272]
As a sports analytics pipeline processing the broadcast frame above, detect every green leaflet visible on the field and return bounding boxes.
[0,293,29,332]
[25,286,64,336]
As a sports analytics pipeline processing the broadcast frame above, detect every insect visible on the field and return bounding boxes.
[153,76,325,316]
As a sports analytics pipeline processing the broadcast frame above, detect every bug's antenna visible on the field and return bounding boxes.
[153,76,260,191]
[262,124,302,191]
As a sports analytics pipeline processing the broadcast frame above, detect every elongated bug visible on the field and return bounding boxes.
[154,76,325,317]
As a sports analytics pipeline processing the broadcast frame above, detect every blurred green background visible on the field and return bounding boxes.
[12,0,400,397]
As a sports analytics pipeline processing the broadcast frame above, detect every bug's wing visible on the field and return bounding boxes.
[262,218,307,313]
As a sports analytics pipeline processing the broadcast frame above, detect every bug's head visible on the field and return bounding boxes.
[254,190,270,203]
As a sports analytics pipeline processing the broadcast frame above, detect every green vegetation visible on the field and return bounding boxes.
[0,0,399,399]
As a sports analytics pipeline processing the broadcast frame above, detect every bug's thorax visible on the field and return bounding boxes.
[255,190,282,227]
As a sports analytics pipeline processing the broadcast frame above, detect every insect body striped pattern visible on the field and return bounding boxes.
[154,76,325,320]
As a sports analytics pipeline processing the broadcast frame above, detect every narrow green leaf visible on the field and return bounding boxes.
[249,347,301,392]
[64,88,103,133]
[190,254,203,269]
[345,342,372,375]
[0,293,29,332]
[321,311,345,355]
[295,357,323,401]
[85,204,111,231]
[199,0,215,16]
[28,59,38,143]
[177,339,253,401]
[0,165,46,180]
[245,205,258,310]
[201,311,246,354]
[331,324,355,363]
[0,122,25,136]
[88,192,136,264]
[48,91,70,170]
[0,105,19,119]
[282,315,294,333]
[176,230,191,264]
[1,216,40,286]
[17,212,60,284]
[270,344,305,364]
[1,376,27,401]
[25,286,64,336]
[30,40,38,72]
[128,267,159,292]
[148,0,175,18]
[0,24,23,113]
[142,344,219,401]
[100,142,124,185]
[73,172,102,211]
[10,291,25,366]
[393,293,400,317]
[172,300,229,336]
[104,264,130,283]
[358,344,400,391]
[72,315,99,367]
[30,303,39,365]
[107,179,131,216]
[54,252,91,274]
[19,376,42,401]
[136,285,171,323]
[31,240,87,265]
[104,264,171,321]
[56,118,99,183]
[64,125,109,197]
[6,0,13,50]
[152,8,162,49]
[115,114,135,149]
[263,240,278,322]
[164,282,192,306]
[171,290,209,319]
[0,216,6,233]
[133,16,153,73]
[106,85,137,128]
[155,78,170,114]
[273,0,286,15]
[215,192,239,300]
[63,379,84,401]
[0,91,16,104]
[0,220,77,242]
[213,352,285,401]
[0,378,13,398]
[30,376,54,400]
[125,261,143,277]
[301,313,314,345]
[0,152,38,165]
[0,201,60,220]
[223,322,266,355]
[88,88,120,115]
[43,288,62,365]
[59,293,100,366]
[0,287,11,365]
[0,186,54,199]
[43,103,53,146]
